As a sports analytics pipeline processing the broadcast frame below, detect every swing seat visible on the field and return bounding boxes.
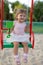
[3,41,32,48]
[3,21,34,48]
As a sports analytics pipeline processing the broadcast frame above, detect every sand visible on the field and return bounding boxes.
[0,34,43,65]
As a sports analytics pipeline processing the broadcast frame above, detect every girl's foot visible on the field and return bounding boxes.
[23,57,28,63]
[14,55,21,65]
[15,59,21,65]
[23,53,28,63]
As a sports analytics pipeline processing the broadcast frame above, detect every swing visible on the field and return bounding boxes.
[3,21,34,48]
[0,0,34,49]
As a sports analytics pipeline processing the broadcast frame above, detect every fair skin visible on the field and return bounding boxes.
[13,13,29,55]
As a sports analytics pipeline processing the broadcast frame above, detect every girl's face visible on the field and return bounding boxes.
[17,13,26,23]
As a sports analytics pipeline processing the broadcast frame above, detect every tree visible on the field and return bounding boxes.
[4,0,9,20]
[11,1,27,11]
[34,1,43,22]
[11,1,30,21]
[11,1,20,11]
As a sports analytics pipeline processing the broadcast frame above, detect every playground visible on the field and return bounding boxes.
[0,34,43,65]
[0,21,43,65]
[0,20,43,65]
[0,0,43,65]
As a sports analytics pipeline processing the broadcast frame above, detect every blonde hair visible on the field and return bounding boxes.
[14,8,27,20]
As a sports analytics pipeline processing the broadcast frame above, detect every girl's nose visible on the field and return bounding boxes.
[21,16,23,18]
[21,16,24,18]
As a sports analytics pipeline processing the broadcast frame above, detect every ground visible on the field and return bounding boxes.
[0,34,43,65]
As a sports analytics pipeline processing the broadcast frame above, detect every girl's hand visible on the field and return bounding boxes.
[25,25,29,33]
[6,30,10,34]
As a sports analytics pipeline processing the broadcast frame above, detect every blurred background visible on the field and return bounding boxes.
[0,1,43,65]
[3,0,43,22]
[0,0,43,33]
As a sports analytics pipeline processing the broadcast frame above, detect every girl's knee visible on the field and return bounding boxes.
[22,42,28,47]
[13,42,19,47]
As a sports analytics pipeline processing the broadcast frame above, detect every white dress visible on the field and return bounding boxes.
[6,21,30,43]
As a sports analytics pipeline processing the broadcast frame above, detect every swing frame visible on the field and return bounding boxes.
[0,0,34,49]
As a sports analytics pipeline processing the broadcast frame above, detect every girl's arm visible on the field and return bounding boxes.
[7,21,15,34]
[7,25,14,34]
[10,25,14,33]
[25,24,30,33]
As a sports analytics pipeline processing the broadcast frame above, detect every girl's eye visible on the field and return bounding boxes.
[20,15,22,17]
[20,15,25,17]
[23,16,26,18]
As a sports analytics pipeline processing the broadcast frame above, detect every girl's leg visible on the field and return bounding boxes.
[22,42,28,63]
[13,42,19,55]
[13,42,21,65]
[22,42,28,54]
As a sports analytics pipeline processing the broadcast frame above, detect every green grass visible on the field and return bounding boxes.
[33,26,43,33]
[32,22,43,33]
